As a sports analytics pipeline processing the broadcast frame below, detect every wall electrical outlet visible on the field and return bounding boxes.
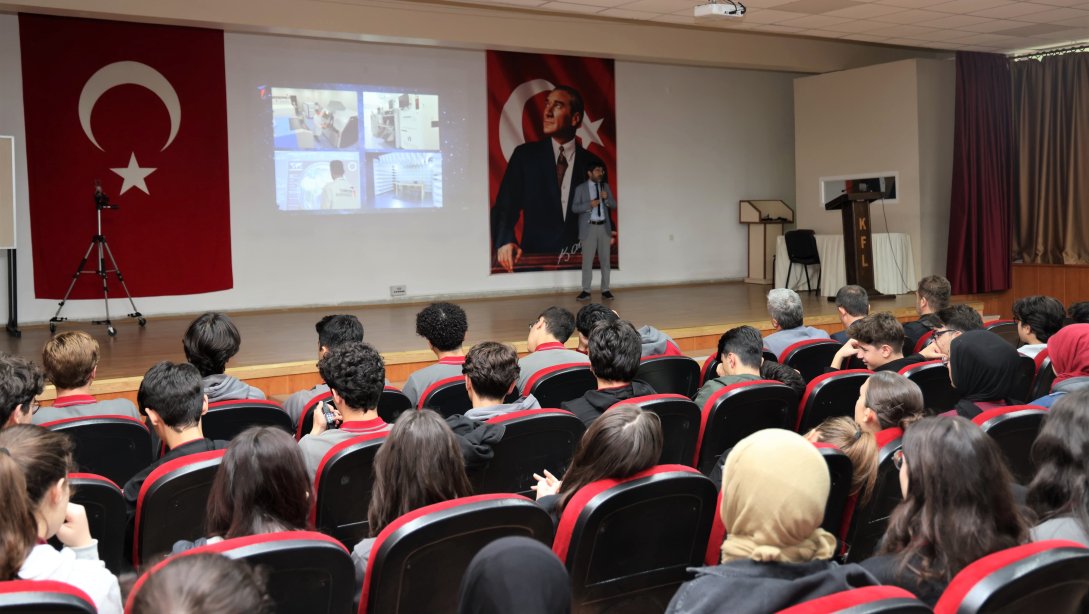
[390,285,407,297]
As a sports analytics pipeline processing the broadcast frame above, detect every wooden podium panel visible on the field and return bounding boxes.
[825,191,881,296]
[740,199,793,285]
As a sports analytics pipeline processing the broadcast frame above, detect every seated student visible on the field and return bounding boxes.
[298,341,390,480]
[1032,323,1089,408]
[575,303,681,357]
[830,313,927,372]
[533,404,661,524]
[854,371,925,436]
[0,425,122,613]
[902,275,951,353]
[283,314,364,428]
[917,303,984,359]
[805,416,878,506]
[1068,301,1089,325]
[128,553,272,614]
[462,342,540,421]
[861,417,1026,606]
[666,429,877,614]
[458,536,570,614]
[1012,295,1065,358]
[517,306,589,393]
[948,330,1023,419]
[123,361,229,516]
[831,285,869,344]
[172,426,310,553]
[183,312,265,402]
[762,288,831,358]
[0,354,43,429]
[694,326,764,409]
[403,302,469,407]
[560,320,655,426]
[1027,389,1089,546]
[352,410,472,584]
[33,331,140,424]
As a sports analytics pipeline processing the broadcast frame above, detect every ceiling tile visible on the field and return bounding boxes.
[538,2,608,13]
[966,2,1051,18]
[773,13,853,26]
[999,22,1083,35]
[914,13,993,27]
[757,23,808,31]
[823,4,910,17]
[649,13,695,22]
[873,9,952,22]
[959,18,1036,31]
[765,0,864,14]
[1016,6,1089,23]
[617,0,693,11]
[737,8,812,22]
[820,18,895,31]
[597,7,665,17]
[875,0,956,10]
[867,23,941,35]
[928,0,1017,14]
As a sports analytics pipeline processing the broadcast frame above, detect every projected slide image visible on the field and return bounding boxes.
[370,152,442,209]
[275,151,364,211]
[363,92,440,151]
[271,87,360,150]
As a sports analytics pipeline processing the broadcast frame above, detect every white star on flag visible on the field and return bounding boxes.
[577,114,605,149]
[110,152,156,195]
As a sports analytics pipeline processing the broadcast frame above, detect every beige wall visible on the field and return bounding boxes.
[794,58,955,282]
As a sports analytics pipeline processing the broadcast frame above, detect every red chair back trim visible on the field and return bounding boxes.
[522,362,591,396]
[484,408,576,424]
[68,472,122,491]
[700,354,717,382]
[295,391,335,440]
[207,399,285,409]
[898,359,943,376]
[914,329,936,354]
[0,580,96,610]
[778,586,920,614]
[609,393,691,412]
[39,414,148,430]
[1034,348,1050,372]
[876,427,904,448]
[972,404,1048,426]
[797,370,870,431]
[704,490,725,566]
[780,339,839,363]
[552,464,699,563]
[417,376,465,408]
[695,380,781,466]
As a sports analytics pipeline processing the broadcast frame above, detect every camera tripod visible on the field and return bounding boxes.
[49,185,146,336]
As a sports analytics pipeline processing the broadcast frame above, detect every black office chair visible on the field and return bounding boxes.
[784,229,821,293]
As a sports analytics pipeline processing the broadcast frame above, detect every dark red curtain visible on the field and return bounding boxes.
[946,52,1013,294]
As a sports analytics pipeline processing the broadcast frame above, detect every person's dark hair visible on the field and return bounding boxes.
[556,405,662,511]
[462,342,520,401]
[1068,302,1089,325]
[761,361,806,397]
[128,553,272,614]
[0,425,74,580]
[916,275,951,311]
[367,410,472,536]
[848,312,906,354]
[183,312,241,377]
[551,85,584,124]
[864,371,925,431]
[716,326,762,370]
[576,303,618,338]
[315,314,363,351]
[0,354,44,426]
[1027,389,1089,537]
[1012,295,1065,343]
[137,361,205,429]
[835,285,870,318]
[205,427,310,540]
[588,320,641,383]
[317,342,385,411]
[880,417,1026,583]
[330,160,344,178]
[415,303,468,352]
[934,304,983,333]
[537,306,577,343]
[767,288,804,330]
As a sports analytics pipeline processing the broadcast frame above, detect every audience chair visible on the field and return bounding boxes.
[40,415,152,487]
[913,329,936,354]
[360,494,554,614]
[417,376,472,418]
[1030,350,1056,402]
[781,339,843,383]
[777,586,931,614]
[523,363,597,408]
[635,354,701,399]
[132,449,226,566]
[844,428,903,563]
[127,531,355,614]
[0,580,96,613]
[899,360,959,413]
[813,443,855,547]
[984,319,1021,350]
[695,380,798,475]
[796,370,871,433]
[296,391,335,441]
[202,399,292,441]
[784,229,821,293]
[65,473,126,575]
[471,409,584,497]
[1011,355,1036,404]
[619,394,701,466]
[763,349,779,363]
[704,490,727,566]
[934,540,1089,614]
[700,354,721,387]
[972,405,1048,485]
[312,432,388,550]
[554,465,717,614]
[378,386,412,423]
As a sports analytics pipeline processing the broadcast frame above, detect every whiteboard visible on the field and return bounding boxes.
[0,136,14,249]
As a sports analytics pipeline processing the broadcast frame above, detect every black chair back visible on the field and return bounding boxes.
[1031,354,1056,402]
[845,428,903,563]
[984,319,1022,349]
[785,229,820,263]
[696,380,798,474]
[202,399,292,441]
[625,394,701,466]
[378,387,412,423]
[312,432,388,549]
[527,363,597,408]
[700,354,721,386]
[973,406,1048,485]
[797,369,870,433]
[781,339,842,383]
[133,449,225,565]
[66,473,126,575]
[417,376,472,418]
[635,355,701,398]
[814,444,854,543]
[900,360,960,413]
[1011,355,1036,403]
[472,409,585,497]
[41,415,152,487]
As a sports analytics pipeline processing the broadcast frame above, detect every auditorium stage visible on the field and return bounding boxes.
[7,281,966,403]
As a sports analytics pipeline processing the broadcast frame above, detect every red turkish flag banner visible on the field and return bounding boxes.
[487,51,617,273]
[19,14,232,298]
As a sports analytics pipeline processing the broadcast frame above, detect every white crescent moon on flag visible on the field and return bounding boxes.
[78,61,181,152]
[499,78,554,162]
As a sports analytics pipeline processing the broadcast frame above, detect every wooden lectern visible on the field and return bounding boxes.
[824,191,884,297]
[740,199,794,284]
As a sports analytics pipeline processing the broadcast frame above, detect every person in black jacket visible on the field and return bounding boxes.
[561,319,655,426]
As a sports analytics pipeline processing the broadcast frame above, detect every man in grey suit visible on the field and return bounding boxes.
[573,162,616,301]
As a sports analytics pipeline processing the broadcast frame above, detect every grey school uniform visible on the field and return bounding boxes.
[763,326,832,359]
[403,357,466,407]
[283,384,331,428]
[516,343,591,395]
[33,395,142,425]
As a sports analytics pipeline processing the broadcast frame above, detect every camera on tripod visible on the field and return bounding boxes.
[94,180,118,211]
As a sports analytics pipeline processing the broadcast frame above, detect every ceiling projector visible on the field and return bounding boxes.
[694,0,746,18]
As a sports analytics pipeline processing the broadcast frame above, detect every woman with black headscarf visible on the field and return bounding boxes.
[458,536,570,614]
[948,330,1023,419]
